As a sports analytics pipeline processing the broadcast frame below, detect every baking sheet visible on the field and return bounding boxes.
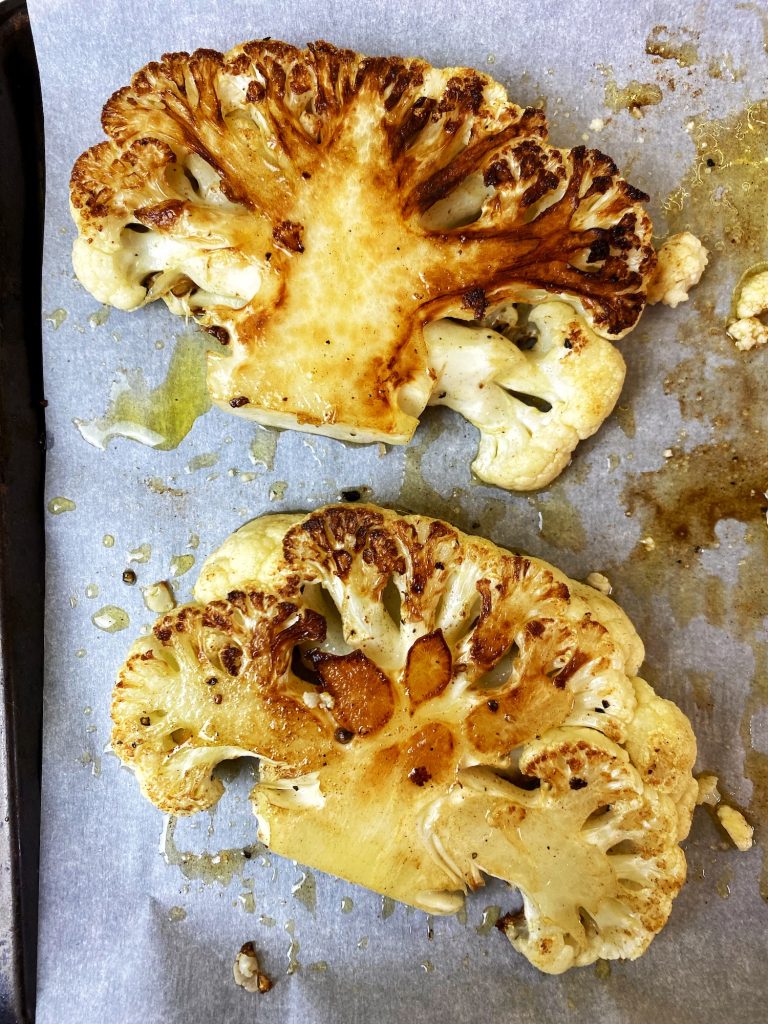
[28,0,767,1020]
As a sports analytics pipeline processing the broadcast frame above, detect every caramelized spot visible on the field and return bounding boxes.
[403,629,452,708]
[402,722,455,786]
[310,649,394,735]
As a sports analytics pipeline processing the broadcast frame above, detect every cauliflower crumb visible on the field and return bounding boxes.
[716,805,753,852]
[142,581,176,614]
[233,942,272,993]
[647,232,708,308]
[663,448,673,458]
[640,536,656,551]
[589,117,605,131]
[695,773,720,806]
[585,572,612,595]
[302,690,334,710]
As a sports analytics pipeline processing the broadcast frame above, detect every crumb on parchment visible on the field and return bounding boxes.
[716,805,754,852]
[647,232,708,308]
[233,942,273,993]
[695,773,720,806]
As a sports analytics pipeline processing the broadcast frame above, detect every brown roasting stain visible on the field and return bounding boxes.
[621,101,768,894]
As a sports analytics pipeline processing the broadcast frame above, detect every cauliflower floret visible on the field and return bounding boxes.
[727,268,768,350]
[425,302,625,490]
[647,231,708,308]
[71,39,656,481]
[717,805,754,851]
[112,504,696,974]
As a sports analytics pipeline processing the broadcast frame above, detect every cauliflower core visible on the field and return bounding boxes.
[72,39,657,488]
[112,505,696,974]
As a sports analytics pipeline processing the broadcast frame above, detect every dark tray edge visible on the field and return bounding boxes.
[0,0,45,1021]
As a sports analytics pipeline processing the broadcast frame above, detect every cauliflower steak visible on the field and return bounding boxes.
[112,505,696,973]
[72,40,657,487]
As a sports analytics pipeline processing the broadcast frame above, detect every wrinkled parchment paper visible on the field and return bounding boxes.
[29,1,767,1020]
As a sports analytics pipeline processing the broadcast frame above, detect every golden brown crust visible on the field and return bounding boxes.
[110,504,696,972]
[72,40,655,442]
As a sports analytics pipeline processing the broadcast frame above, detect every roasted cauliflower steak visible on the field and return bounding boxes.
[112,505,696,973]
[72,39,657,488]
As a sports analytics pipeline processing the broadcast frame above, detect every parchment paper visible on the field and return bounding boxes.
[28,1,767,1021]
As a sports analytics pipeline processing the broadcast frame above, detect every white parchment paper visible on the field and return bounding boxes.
[28,1,767,1021]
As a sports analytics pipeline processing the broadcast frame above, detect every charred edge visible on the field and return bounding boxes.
[135,198,186,229]
[552,650,589,689]
[205,325,230,345]
[221,645,243,676]
[408,765,432,786]
[272,219,305,253]
[462,286,488,319]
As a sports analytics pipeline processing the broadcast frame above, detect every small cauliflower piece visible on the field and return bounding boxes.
[585,571,612,595]
[695,773,720,806]
[717,805,754,852]
[233,942,272,993]
[111,504,696,973]
[647,231,708,308]
[71,39,656,485]
[727,268,768,350]
[426,302,626,490]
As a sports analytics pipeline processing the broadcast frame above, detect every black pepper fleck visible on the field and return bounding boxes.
[139,715,150,726]
[229,396,250,408]
[122,569,137,585]
[487,699,499,713]
[213,693,223,704]
[569,777,588,790]
[205,676,218,686]
[334,727,354,744]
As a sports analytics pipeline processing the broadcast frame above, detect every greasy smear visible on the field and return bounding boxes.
[91,605,130,633]
[74,332,213,450]
[645,25,698,67]
[170,554,195,578]
[291,871,317,914]
[47,496,76,515]
[475,905,500,935]
[529,484,587,552]
[604,79,663,116]
[160,816,260,886]
[622,101,768,894]
[250,429,279,470]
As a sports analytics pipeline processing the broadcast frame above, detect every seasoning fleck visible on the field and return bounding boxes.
[340,896,354,914]
[168,906,187,923]
[84,583,100,599]
[102,534,115,548]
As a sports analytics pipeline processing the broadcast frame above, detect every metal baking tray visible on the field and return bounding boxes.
[0,2,45,1021]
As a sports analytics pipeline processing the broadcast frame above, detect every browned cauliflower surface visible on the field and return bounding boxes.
[112,505,696,973]
[72,40,656,478]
